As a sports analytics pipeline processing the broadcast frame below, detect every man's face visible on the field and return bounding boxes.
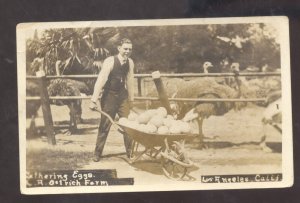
[118,43,132,59]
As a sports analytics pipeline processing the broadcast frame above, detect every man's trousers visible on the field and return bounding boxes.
[94,90,132,158]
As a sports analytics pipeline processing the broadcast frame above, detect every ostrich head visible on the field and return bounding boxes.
[228,62,242,93]
[169,92,181,119]
[169,91,192,120]
[230,62,240,73]
[30,57,44,75]
[203,61,213,73]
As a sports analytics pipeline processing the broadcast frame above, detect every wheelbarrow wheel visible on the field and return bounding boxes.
[161,156,187,180]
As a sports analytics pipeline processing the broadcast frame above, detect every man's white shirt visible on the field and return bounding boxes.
[91,54,135,103]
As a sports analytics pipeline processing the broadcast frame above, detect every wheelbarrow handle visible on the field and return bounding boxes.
[93,108,124,132]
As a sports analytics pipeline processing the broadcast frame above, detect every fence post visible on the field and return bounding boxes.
[36,71,56,145]
[152,71,173,114]
[137,77,142,96]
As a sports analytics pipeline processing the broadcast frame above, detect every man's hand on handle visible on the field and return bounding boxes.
[89,100,99,111]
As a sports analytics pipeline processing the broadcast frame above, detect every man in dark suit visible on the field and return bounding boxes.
[89,38,134,162]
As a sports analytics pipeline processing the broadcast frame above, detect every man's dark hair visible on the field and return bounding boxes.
[119,38,132,46]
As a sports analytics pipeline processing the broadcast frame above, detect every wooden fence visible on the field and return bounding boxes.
[26,72,281,145]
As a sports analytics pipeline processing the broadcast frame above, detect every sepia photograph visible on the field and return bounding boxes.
[17,17,293,194]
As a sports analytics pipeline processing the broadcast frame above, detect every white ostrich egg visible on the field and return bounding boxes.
[157,126,169,134]
[180,122,191,133]
[148,115,164,128]
[163,118,173,128]
[145,109,158,117]
[145,123,157,133]
[137,124,148,133]
[169,125,181,134]
[157,107,168,117]
[137,113,151,124]
[166,115,175,120]
[119,117,129,126]
[127,120,139,129]
[128,112,138,121]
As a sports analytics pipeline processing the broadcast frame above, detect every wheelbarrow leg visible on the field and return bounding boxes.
[152,147,163,158]
[129,148,149,163]
[164,138,170,151]
[134,141,139,152]
[129,141,139,158]
[145,147,164,159]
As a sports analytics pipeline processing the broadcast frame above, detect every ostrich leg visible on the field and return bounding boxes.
[197,117,205,149]
[76,104,83,124]
[68,102,77,134]
[260,124,273,153]
[28,115,37,137]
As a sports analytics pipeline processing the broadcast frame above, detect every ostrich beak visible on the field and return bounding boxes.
[182,108,199,122]
[170,100,180,118]
[203,62,213,68]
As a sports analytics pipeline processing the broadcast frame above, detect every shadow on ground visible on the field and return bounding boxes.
[187,140,282,153]
[114,156,199,181]
[27,148,93,170]
[26,125,98,139]
[53,118,99,126]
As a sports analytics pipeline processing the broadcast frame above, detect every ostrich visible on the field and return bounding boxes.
[202,61,214,74]
[58,54,99,95]
[26,78,90,135]
[26,57,45,136]
[54,58,93,123]
[146,61,239,114]
[173,69,245,148]
[202,61,237,86]
[220,62,241,89]
[47,78,89,133]
[218,58,242,88]
[260,90,282,152]
[148,61,213,94]
[26,27,116,135]
[26,80,42,136]
[26,57,90,135]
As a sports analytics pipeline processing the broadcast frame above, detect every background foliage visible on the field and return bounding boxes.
[26,23,280,75]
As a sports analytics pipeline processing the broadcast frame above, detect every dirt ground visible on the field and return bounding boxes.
[26,100,282,184]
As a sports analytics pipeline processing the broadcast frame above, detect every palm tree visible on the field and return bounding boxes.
[26,27,120,134]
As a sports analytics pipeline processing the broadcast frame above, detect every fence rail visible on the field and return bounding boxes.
[26,95,266,102]
[26,71,279,145]
[26,72,281,80]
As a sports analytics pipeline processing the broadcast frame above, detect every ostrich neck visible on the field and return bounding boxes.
[234,76,242,98]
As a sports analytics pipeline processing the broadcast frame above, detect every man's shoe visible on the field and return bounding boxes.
[93,155,100,162]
